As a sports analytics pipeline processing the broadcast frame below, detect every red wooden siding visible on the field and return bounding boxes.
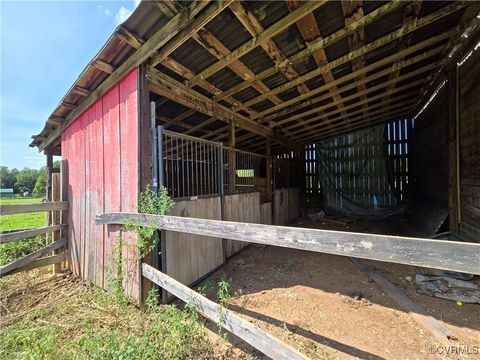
[61,69,139,301]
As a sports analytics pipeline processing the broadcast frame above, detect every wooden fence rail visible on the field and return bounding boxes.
[0,200,69,276]
[0,224,67,244]
[0,201,68,215]
[0,238,67,277]
[97,213,480,275]
[143,264,307,360]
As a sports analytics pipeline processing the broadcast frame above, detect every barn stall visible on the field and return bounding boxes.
[29,0,479,328]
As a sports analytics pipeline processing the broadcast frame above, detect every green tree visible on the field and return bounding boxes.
[33,171,46,194]
[0,166,16,189]
[15,168,39,194]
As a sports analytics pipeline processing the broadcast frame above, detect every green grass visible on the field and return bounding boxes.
[0,197,46,266]
[0,272,214,360]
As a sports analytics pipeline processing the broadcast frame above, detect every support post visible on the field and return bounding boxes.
[45,149,53,244]
[228,120,236,193]
[266,136,272,201]
[60,160,68,271]
[447,68,460,232]
[138,64,152,308]
[51,173,62,273]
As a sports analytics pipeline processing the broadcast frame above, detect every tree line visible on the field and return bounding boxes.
[0,161,59,195]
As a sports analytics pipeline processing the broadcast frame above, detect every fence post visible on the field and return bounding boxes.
[51,173,62,273]
[60,160,68,271]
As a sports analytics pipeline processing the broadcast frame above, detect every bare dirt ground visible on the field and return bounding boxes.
[202,217,480,360]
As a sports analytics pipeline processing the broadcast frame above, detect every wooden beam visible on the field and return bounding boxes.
[264,59,436,126]
[240,31,446,112]
[151,0,178,18]
[115,26,144,49]
[276,63,434,130]
[71,86,91,97]
[188,1,326,86]
[0,238,67,277]
[47,117,64,127]
[300,105,413,144]
[160,57,257,117]
[216,0,407,102]
[230,1,324,133]
[290,89,419,136]
[229,1,310,95]
[192,28,283,105]
[286,0,347,119]
[1,201,69,215]
[412,2,480,116]
[149,1,233,67]
[62,102,76,111]
[386,1,422,92]
[342,0,369,118]
[97,213,480,275]
[36,0,210,151]
[91,59,115,74]
[142,264,308,360]
[146,66,296,148]
[0,224,68,244]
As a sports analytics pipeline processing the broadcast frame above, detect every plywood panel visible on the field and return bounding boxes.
[261,202,272,225]
[164,196,223,287]
[224,192,261,257]
[61,68,139,300]
[274,188,300,225]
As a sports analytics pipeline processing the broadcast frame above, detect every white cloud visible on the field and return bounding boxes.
[115,6,132,25]
[98,4,112,17]
[133,0,141,9]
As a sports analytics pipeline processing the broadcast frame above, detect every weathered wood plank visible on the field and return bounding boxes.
[97,213,480,275]
[142,263,308,360]
[8,253,66,276]
[0,238,67,277]
[0,224,67,244]
[0,201,69,215]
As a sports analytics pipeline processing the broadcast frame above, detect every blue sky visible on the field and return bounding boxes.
[1,0,139,170]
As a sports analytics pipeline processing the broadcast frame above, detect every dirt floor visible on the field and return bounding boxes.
[201,217,480,360]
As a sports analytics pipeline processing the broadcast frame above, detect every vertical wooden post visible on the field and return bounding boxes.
[266,136,272,201]
[60,160,68,271]
[45,149,53,245]
[228,120,236,193]
[138,64,153,308]
[448,68,460,232]
[51,173,62,273]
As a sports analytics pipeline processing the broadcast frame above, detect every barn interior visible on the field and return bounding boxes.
[29,1,480,356]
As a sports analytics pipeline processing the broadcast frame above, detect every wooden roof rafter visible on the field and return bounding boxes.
[228,1,323,133]
[286,0,349,124]
[233,32,448,144]
[214,1,405,104]
[187,1,326,87]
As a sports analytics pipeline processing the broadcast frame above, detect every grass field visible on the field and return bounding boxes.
[0,197,46,265]
[0,269,216,360]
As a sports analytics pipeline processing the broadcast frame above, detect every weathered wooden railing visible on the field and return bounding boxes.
[97,212,480,360]
[0,201,68,277]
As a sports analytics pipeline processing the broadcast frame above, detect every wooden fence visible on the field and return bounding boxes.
[97,212,480,360]
[0,199,68,277]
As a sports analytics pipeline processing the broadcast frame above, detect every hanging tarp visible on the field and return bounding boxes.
[315,124,407,217]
